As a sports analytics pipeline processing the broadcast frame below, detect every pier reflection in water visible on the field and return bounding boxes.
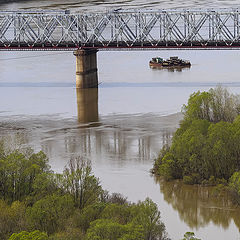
[154,177,240,231]
[76,88,99,123]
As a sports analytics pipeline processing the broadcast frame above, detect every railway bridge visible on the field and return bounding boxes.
[1,9,240,88]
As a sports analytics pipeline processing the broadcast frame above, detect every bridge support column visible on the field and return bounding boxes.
[73,49,98,89]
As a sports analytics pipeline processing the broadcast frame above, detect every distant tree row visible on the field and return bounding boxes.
[153,86,240,203]
[0,143,170,240]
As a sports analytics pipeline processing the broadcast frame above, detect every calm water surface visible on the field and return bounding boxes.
[1,1,240,240]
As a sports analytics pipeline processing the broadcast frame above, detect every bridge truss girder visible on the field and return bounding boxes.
[1,9,240,50]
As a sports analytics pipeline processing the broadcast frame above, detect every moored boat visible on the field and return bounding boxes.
[149,56,191,68]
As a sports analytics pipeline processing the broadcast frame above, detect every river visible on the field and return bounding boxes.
[1,1,240,240]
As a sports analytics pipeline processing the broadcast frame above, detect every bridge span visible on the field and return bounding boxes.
[1,9,240,50]
[1,9,240,88]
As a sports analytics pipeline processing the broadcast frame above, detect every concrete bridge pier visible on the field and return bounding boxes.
[73,49,98,88]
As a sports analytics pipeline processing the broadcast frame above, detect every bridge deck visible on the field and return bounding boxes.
[1,9,240,50]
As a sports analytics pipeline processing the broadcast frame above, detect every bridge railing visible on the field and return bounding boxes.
[1,9,240,49]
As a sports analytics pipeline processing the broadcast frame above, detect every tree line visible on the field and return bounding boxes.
[0,141,171,240]
[153,86,240,204]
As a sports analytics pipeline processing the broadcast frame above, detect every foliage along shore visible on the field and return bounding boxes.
[152,86,240,205]
[0,139,174,240]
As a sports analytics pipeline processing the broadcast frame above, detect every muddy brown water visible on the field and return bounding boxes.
[1,1,240,239]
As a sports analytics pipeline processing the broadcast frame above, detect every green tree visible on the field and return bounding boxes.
[182,91,212,122]
[0,149,51,202]
[206,121,235,179]
[0,200,26,240]
[48,228,84,240]
[60,157,103,209]
[9,230,48,240]
[70,202,106,233]
[101,203,131,224]
[85,219,144,240]
[181,232,201,240]
[229,171,240,204]
[130,198,168,240]
[28,172,59,204]
[26,194,74,234]
[182,86,240,123]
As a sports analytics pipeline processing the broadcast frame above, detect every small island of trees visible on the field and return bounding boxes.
[153,86,240,204]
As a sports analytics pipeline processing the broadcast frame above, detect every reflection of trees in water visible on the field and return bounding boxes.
[0,125,174,166]
[63,129,153,162]
[162,131,172,147]
[138,137,151,161]
[155,177,240,231]
[0,131,31,152]
[47,127,174,164]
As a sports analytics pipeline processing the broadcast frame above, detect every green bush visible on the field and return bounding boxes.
[183,176,194,185]
[229,171,240,204]
[181,232,201,240]
[8,230,48,240]
[26,194,74,234]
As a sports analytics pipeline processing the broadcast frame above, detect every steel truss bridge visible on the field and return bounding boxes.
[1,9,240,50]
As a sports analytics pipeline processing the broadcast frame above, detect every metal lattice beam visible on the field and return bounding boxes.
[1,9,240,50]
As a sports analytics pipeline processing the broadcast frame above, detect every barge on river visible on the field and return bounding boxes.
[149,56,191,69]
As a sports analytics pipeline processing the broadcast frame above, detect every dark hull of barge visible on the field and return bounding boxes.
[149,62,191,69]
